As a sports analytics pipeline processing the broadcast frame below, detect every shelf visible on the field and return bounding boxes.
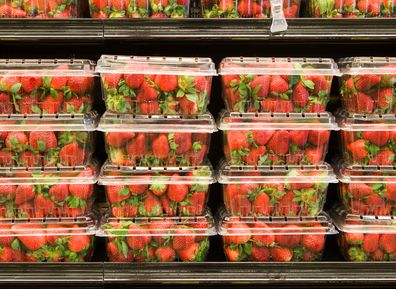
[1,19,396,42]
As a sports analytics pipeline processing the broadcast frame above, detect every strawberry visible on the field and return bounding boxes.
[267,130,290,154]
[251,246,270,261]
[110,0,126,10]
[150,183,168,196]
[244,146,266,165]
[152,134,169,159]
[179,96,197,114]
[178,243,200,262]
[355,74,381,91]
[39,93,63,114]
[154,75,178,92]
[68,235,90,253]
[29,131,57,152]
[269,75,289,95]
[34,194,56,217]
[178,191,206,215]
[361,131,389,147]
[106,132,135,147]
[223,221,251,245]
[193,76,208,92]
[129,183,148,195]
[137,82,158,101]
[362,234,379,253]
[0,93,13,114]
[172,228,195,251]
[368,149,394,165]
[126,133,147,157]
[149,220,174,244]
[252,193,271,215]
[251,222,275,246]
[301,234,325,253]
[275,225,302,248]
[189,143,207,165]
[126,223,151,250]
[155,246,176,262]
[373,249,384,261]
[385,183,396,202]
[305,75,330,94]
[250,75,270,98]
[19,151,41,167]
[308,130,330,146]
[227,131,249,150]
[16,95,39,114]
[161,196,176,216]
[0,183,16,198]
[46,224,68,244]
[69,183,93,200]
[134,246,154,262]
[377,88,393,110]
[219,0,234,12]
[347,140,368,161]
[252,130,274,146]
[348,183,373,198]
[68,77,90,95]
[5,132,28,151]
[112,204,138,217]
[60,143,84,166]
[20,76,42,93]
[14,185,35,206]
[344,233,364,245]
[124,74,144,89]
[292,83,309,107]
[0,247,13,262]
[0,224,14,246]
[379,234,396,253]
[91,0,108,10]
[228,194,251,216]
[306,103,326,112]
[142,192,162,216]
[355,92,374,113]
[0,150,14,166]
[49,73,68,91]
[172,133,192,154]
[63,97,90,113]
[225,246,240,261]
[305,146,323,164]
[139,101,159,114]
[271,247,293,262]
[17,202,34,218]
[167,175,189,203]
[283,4,298,18]
[107,241,133,262]
[289,130,309,147]
[13,224,47,251]
[103,73,122,89]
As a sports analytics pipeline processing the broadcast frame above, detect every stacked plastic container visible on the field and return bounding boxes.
[95,55,217,262]
[217,57,340,262]
[0,59,98,262]
[335,57,396,261]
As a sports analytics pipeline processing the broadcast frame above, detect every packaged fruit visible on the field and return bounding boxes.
[89,0,190,18]
[339,57,396,114]
[337,164,396,216]
[218,111,338,165]
[218,57,339,113]
[218,161,337,217]
[339,113,396,166]
[201,0,301,18]
[97,214,215,262]
[308,0,395,18]
[332,206,396,261]
[98,161,215,217]
[0,216,96,262]
[96,55,216,114]
[0,162,97,218]
[0,0,81,18]
[0,112,97,167]
[0,59,95,114]
[219,212,337,262]
[98,112,216,166]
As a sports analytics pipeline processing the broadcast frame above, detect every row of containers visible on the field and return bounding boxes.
[0,55,395,263]
[0,0,395,18]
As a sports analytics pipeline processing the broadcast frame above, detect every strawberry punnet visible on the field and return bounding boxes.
[0,0,78,18]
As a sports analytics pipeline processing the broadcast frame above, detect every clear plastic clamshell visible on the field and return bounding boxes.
[338,57,396,75]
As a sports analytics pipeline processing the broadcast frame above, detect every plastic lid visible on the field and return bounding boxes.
[218,111,338,131]
[96,55,217,76]
[218,57,339,76]
[0,162,98,185]
[331,206,396,233]
[98,112,217,133]
[98,161,215,185]
[0,216,97,236]
[338,113,396,131]
[0,59,96,76]
[338,57,396,75]
[218,213,337,236]
[338,164,396,183]
[218,161,337,184]
[0,112,98,131]
[97,214,216,237]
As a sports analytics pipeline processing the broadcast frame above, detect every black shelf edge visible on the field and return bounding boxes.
[103,262,396,285]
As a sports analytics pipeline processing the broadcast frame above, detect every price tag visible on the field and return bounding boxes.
[270,0,288,33]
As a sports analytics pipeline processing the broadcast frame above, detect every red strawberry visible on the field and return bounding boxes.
[178,191,206,215]
[150,183,168,196]
[16,95,39,114]
[137,82,158,101]
[14,185,35,206]
[139,101,159,114]
[39,93,63,114]
[34,194,57,217]
[91,0,108,10]
[355,74,381,91]
[103,73,122,89]
[20,76,42,93]
[348,183,373,198]
[377,88,393,110]
[0,247,13,262]
[48,184,69,202]
[0,224,14,246]
[172,228,195,251]
[161,196,176,216]
[385,183,396,202]
[173,132,192,154]
[155,246,176,262]
[250,75,270,98]
[167,175,189,202]
[252,193,271,215]
[107,241,133,262]
[228,194,251,216]
[355,92,374,113]
[361,131,389,147]
[126,133,146,157]
[124,74,144,89]
[362,234,379,253]
[271,247,293,262]
[5,132,28,150]
[178,243,200,262]
[306,103,326,112]
[225,246,240,262]
[347,140,368,161]
[289,130,309,146]
[193,76,208,92]
[252,130,274,146]
[373,249,384,261]
[301,234,325,253]
[0,93,13,114]
[269,75,289,95]
[149,220,175,244]
[19,151,42,167]
[129,183,148,195]
[369,150,394,165]
[112,204,138,217]
[68,77,90,94]
[142,192,162,216]
[49,72,68,90]
[154,75,178,92]
[227,131,249,150]
[152,134,169,159]
[305,75,330,94]
[243,146,266,165]
[68,235,90,253]
[379,234,396,253]
[308,130,330,146]
[63,97,91,113]
[0,150,14,166]
[344,233,364,245]
[109,0,126,10]
[251,222,275,246]
[189,143,207,165]
[283,4,298,17]
[223,221,251,245]
[251,246,270,261]
[179,96,197,114]
[219,0,234,12]
[275,225,302,248]
[59,143,84,166]
[126,223,151,250]
[267,130,290,154]
[29,131,57,152]
[13,224,47,251]
[237,0,261,16]
[69,183,93,200]
[106,132,136,147]
[305,146,323,164]
[292,83,309,107]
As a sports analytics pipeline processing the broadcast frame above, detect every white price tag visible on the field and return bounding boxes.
[270,0,288,33]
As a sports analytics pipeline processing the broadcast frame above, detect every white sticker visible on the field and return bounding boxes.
[270,0,288,33]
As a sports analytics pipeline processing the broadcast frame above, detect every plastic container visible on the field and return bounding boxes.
[218,161,337,217]
[98,161,215,217]
[88,0,191,18]
[339,113,396,166]
[219,212,337,262]
[218,57,339,113]
[218,111,338,165]
[0,59,95,114]
[201,0,301,18]
[308,0,395,18]
[0,216,96,262]
[0,112,97,167]
[98,112,217,166]
[0,0,81,18]
[338,57,396,114]
[96,55,216,114]
[97,214,215,262]
[337,164,396,216]
[332,206,396,261]
[0,163,97,218]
